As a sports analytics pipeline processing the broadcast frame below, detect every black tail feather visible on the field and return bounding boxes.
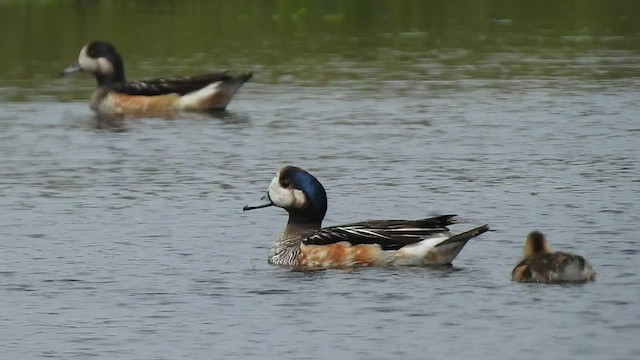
[435,224,490,247]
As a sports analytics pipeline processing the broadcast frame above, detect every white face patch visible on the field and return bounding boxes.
[267,172,307,209]
[77,45,113,75]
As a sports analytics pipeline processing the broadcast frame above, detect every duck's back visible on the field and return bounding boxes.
[109,73,242,96]
[512,251,596,283]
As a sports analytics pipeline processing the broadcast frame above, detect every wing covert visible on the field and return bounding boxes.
[110,73,233,96]
[304,215,456,250]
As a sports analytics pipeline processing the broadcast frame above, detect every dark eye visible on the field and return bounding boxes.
[281,179,290,188]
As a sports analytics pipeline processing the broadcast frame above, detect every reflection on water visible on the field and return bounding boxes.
[1,1,639,359]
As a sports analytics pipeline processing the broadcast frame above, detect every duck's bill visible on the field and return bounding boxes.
[243,195,273,211]
[61,63,82,76]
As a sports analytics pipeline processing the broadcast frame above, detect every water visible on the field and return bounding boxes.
[1,1,640,359]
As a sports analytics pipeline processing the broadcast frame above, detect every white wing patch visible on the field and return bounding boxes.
[398,233,449,254]
[178,82,224,110]
[177,77,247,110]
[392,233,469,266]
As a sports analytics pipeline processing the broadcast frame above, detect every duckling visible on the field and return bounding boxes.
[62,41,252,115]
[512,231,596,283]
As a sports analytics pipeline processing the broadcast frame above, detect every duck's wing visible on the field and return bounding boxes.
[304,215,460,251]
[512,254,556,282]
[511,259,534,282]
[110,72,251,96]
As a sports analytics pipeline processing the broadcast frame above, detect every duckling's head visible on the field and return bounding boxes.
[243,166,328,225]
[61,41,125,86]
[524,230,551,257]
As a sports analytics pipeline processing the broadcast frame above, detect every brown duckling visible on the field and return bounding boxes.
[512,231,596,283]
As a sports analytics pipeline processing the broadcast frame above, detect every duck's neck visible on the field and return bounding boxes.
[96,72,125,87]
[268,220,321,267]
[524,240,550,258]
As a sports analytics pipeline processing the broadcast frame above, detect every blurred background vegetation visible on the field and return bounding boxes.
[1,0,639,99]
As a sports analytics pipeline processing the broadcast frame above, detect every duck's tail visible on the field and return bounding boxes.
[215,71,253,105]
[217,71,253,94]
[413,224,489,265]
[227,71,253,90]
[179,71,253,111]
[436,224,490,247]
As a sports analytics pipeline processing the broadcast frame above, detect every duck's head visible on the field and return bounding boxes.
[61,41,125,86]
[243,166,328,226]
[523,230,551,257]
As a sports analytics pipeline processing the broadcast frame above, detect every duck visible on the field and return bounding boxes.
[243,165,489,269]
[511,231,596,283]
[61,41,252,115]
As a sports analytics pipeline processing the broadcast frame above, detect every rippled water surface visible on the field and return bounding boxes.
[1,1,640,359]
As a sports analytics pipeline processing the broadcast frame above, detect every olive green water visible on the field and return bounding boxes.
[1,1,639,359]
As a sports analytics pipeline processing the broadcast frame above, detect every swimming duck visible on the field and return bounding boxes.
[511,231,596,283]
[243,165,489,269]
[61,41,252,115]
